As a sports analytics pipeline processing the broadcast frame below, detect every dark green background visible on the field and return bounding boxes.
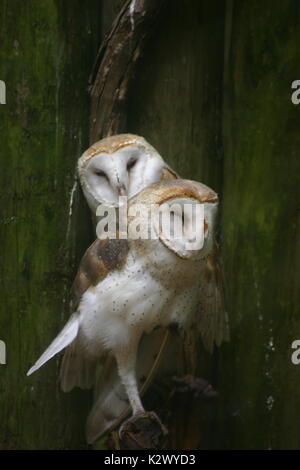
[0,0,299,449]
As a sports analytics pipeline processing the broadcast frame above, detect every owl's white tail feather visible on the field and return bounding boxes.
[26,313,79,376]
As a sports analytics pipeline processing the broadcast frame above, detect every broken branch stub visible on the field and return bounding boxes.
[89,0,168,144]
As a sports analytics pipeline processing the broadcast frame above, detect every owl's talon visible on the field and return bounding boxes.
[118,411,168,449]
[118,411,144,439]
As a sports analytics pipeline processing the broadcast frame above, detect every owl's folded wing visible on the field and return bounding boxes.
[70,237,129,311]
[197,243,230,353]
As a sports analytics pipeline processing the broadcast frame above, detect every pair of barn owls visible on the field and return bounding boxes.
[27,134,229,444]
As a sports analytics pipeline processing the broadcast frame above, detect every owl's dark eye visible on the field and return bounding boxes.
[95,169,107,179]
[127,158,137,171]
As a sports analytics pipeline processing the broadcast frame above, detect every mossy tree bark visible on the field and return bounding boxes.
[0,0,101,449]
[1,0,299,450]
[215,0,300,450]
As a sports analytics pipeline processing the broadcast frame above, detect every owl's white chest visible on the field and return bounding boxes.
[77,248,202,357]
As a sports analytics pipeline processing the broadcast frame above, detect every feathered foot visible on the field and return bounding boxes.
[116,411,168,450]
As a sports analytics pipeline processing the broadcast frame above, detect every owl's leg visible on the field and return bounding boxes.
[115,340,144,415]
[114,335,167,449]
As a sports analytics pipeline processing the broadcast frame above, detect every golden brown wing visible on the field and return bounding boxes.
[71,237,129,311]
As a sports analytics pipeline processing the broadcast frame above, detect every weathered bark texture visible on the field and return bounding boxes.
[215,0,300,450]
[0,0,101,449]
[1,0,299,450]
[89,0,167,144]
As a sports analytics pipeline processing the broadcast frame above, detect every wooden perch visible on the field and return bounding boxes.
[89,0,168,143]
[111,412,168,450]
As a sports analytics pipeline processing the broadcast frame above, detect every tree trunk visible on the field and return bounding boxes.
[215,0,300,450]
[89,0,168,143]
[1,0,299,450]
[0,0,101,449]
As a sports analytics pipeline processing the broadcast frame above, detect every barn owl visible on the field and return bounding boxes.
[77,133,226,440]
[27,179,229,443]
[78,133,178,216]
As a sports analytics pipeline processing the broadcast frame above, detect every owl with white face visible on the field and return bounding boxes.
[77,134,227,434]
[78,134,177,215]
[27,179,228,443]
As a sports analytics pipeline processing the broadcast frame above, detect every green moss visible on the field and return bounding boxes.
[216,0,300,450]
[0,0,101,449]
[1,0,299,450]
